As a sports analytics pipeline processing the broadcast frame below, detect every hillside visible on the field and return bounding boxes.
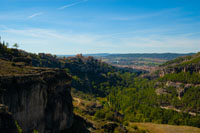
[72,90,200,132]
[70,53,200,132]
[159,52,200,76]
[91,52,200,129]
[155,53,200,114]
[64,54,143,96]
[64,54,120,96]
[0,43,142,97]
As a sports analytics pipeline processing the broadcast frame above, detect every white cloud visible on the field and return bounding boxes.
[58,0,88,10]
[28,12,44,19]
[118,34,200,50]
[1,27,100,45]
[0,26,200,54]
[110,8,180,21]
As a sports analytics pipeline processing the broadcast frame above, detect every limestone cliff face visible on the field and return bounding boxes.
[158,65,200,77]
[0,68,73,133]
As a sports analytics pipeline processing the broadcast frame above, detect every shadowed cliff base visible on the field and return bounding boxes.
[60,114,95,133]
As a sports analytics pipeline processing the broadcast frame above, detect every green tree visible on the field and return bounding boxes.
[6,42,9,48]
[13,43,19,49]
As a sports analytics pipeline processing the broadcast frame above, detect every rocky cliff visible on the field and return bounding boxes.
[158,52,200,76]
[0,59,73,133]
[152,53,200,115]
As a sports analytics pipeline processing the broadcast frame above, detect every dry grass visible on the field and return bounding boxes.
[129,122,200,133]
[0,59,54,76]
[0,59,32,75]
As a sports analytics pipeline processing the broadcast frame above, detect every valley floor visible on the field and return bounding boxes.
[72,92,200,133]
[129,123,200,133]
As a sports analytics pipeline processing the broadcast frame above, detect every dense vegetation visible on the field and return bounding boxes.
[65,55,141,96]
[94,78,200,127]
[160,72,200,84]
[93,53,200,128]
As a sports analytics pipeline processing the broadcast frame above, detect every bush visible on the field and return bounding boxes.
[132,125,138,130]
[15,121,22,133]
[123,121,129,126]
[105,112,114,121]
[94,109,105,119]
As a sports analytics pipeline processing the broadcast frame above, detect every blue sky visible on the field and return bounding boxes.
[0,0,200,54]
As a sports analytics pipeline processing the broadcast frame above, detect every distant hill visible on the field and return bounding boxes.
[58,53,195,72]
[59,53,194,59]
[57,53,110,58]
[103,53,194,60]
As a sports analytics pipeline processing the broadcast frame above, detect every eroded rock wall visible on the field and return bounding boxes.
[0,69,73,133]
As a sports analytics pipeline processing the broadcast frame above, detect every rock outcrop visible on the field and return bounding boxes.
[61,114,95,133]
[0,68,73,133]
